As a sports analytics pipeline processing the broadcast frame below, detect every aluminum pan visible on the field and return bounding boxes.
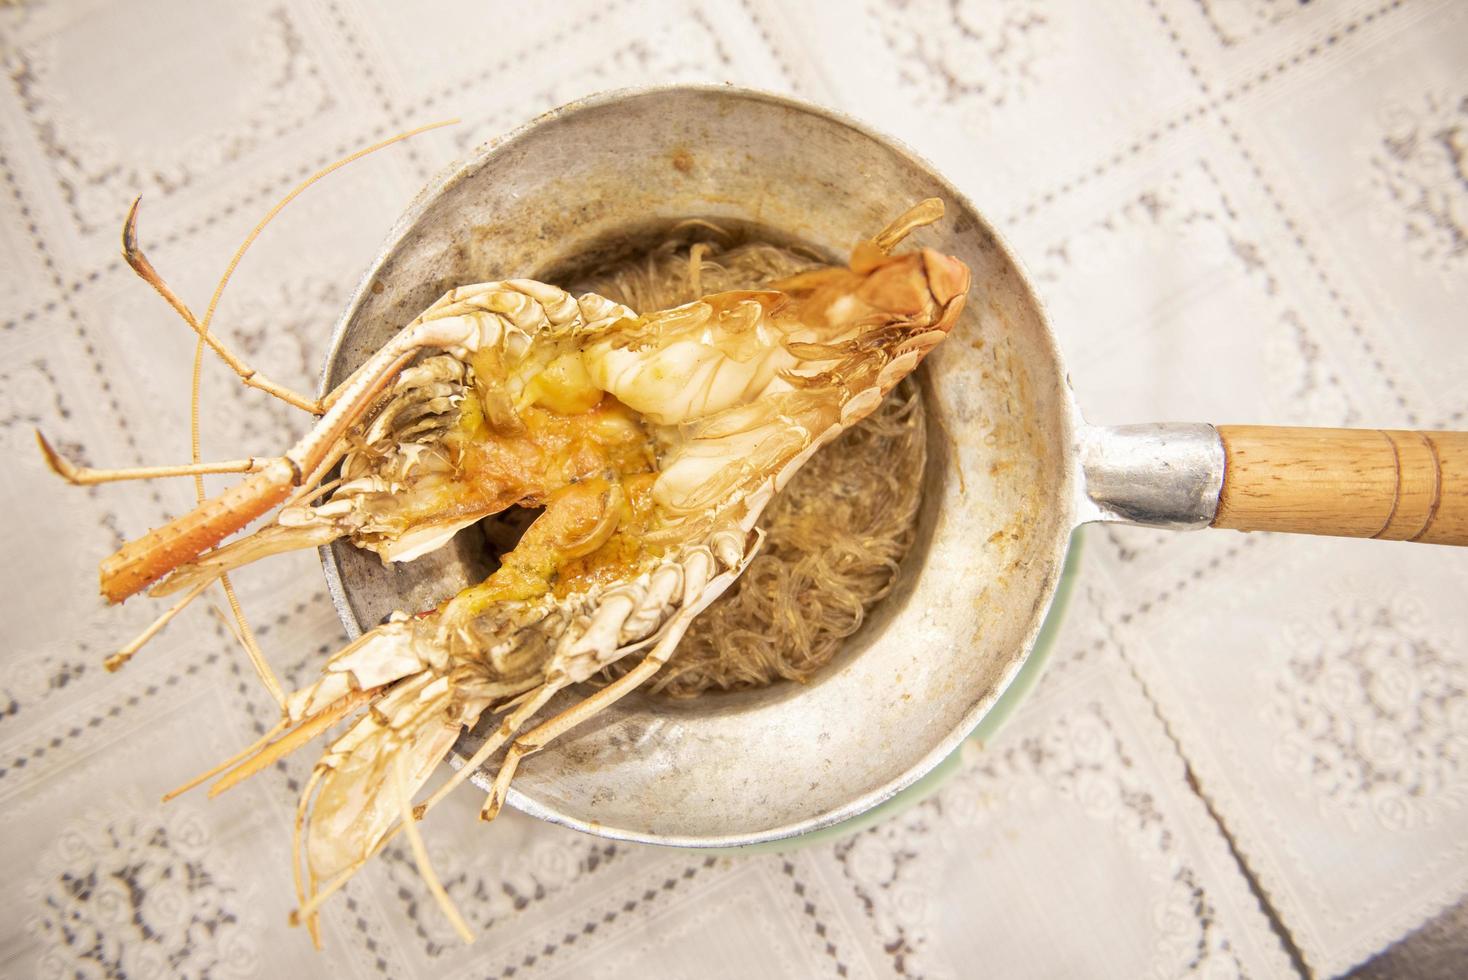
[318,85,1078,846]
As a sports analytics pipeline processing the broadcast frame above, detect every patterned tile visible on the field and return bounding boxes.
[1160,0,1407,87]
[796,628,1294,979]
[1223,0,1468,426]
[1004,109,1387,613]
[0,0,395,275]
[1125,537,1468,976]
[1,2,1462,977]
[350,0,815,157]
[770,0,1207,218]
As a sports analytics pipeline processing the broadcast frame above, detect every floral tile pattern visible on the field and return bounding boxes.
[0,1,1463,977]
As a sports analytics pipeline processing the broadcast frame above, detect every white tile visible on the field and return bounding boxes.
[1226,0,1468,425]
[1126,536,1468,976]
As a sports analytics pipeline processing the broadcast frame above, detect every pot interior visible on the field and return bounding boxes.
[321,87,1075,844]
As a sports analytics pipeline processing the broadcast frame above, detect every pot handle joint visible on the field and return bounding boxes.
[1079,424,1468,544]
[1078,424,1225,531]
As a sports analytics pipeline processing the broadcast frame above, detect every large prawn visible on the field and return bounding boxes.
[41,187,969,943]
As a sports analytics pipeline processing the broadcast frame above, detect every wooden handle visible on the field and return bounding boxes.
[1212,426,1468,545]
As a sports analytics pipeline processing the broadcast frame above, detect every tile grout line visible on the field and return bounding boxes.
[1095,592,1314,979]
[1153,0,1420,421]
[1003,0,1409,230]
[2,0,638,331]
[6,2,1408,334]
[0,148,165,506]
[1113,3,1426,974]
[1123,3,1324,971]
[0,126,395,332]
[323,0,430,181]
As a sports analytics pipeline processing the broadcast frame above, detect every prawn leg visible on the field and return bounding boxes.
[122,198,325,414]
[481,646,672,821]
[35,433,283,486]
[481,533,758,820]
[410,683,561,820]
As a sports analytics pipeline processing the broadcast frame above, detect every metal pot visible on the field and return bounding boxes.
[320,85,1465,848]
